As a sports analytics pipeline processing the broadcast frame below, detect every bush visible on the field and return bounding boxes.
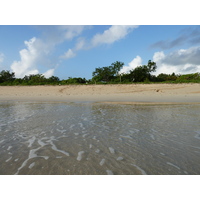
[176,73,200,83]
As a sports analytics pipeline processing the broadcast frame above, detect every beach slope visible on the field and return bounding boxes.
[0,84,200,104]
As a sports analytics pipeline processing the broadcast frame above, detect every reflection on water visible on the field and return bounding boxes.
[0,102,200,175]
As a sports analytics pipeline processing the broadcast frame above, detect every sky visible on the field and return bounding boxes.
[0,25,200,80]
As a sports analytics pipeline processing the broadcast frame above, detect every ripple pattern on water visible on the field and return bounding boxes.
[0,102,200,175]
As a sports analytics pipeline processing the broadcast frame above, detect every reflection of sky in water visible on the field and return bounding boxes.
[0,102,200,175]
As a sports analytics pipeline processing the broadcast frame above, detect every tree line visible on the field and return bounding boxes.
[1,60,200,85]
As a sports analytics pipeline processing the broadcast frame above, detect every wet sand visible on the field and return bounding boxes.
[0,84,200,104]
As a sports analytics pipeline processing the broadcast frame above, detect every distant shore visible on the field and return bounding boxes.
[1,84,200,104]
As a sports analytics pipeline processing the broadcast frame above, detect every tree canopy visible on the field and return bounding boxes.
[129,60,157,82]
[92,61,124,83]
[0,70,15,83]
[1,59,200,85]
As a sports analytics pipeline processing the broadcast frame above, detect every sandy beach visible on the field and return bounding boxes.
[0,84,200,104]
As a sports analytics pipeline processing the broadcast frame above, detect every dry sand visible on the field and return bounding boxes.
[0,84,200,104]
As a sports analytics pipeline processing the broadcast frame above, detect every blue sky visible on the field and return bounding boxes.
[0,25,200,80]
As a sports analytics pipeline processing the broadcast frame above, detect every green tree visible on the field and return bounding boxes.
[111,61,124,82]
[47,76,60,84]
[23,74,46,85]
[66,77,87,84]
[92,61,124,83]
[130,60,157,82]
[156,73,170,82]
[0,70,15,83]
[110,61,124,76]
[92,66,113,82]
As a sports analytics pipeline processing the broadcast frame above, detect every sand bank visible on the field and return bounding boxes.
[0,84,200,104]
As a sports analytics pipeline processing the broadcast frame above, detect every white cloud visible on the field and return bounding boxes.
[43,69,55,78]
[153,46,200,75]
[75,38,86,50]
[153,51,165,62]
[60,49,76,59]
[10,26,89,78]
[61,25,87,40]
[91,25,138,47]
[38,25,88,44]
[59,25,139,60]
[11,37,40,77]
[119,56,142,74]
[61,25,139,58]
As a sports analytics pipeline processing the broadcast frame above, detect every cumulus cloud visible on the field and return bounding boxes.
[153,46,200,75]
[11,37,40,77]
[119,56,142,74]
[60,49,76,59]
[10,26,88,78]
[10,37,56,78]
[43,69,55,78]
[91,25,138,47]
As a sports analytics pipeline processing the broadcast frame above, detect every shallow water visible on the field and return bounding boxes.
[0,101,200,175]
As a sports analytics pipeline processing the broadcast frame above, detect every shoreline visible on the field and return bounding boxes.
[1,84,200,105]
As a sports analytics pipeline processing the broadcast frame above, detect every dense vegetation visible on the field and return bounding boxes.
[1,60,200,85]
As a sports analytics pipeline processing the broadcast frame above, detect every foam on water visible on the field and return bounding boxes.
[129,129,139,134]
[77,151,84,161]
[69,124,75,130]
[7,146,12,151]
[38,139,46,147]
[95,149,100,153]
[82,134,88,138]
[109,147,115,154]
[0,140,4,144]
[166,162,180,170]
[131,164,147,175]
[56,129,66,134]
[15,147,49,175]
[116,157,123,161]
[120,135,132,139]
[29,162,35,169]
[194,131,200,140]
[151,128,158,133]
[56,156,62,158]
[99,159,105,166]
[50,141,70,157]
[27,136,36,147]
[6,157,12,162]
[106,170,113,175]
[150,134,155,140]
